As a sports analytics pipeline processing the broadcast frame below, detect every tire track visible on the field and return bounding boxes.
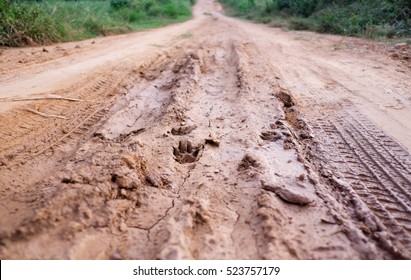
[313,109,411,253]
[0,70,124,166]
[341,113,411,199]
[344,110,411,173]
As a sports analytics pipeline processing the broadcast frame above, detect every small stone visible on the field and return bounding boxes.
[116,175,138,189]
[119,222,128,232]
[42,47,49,53]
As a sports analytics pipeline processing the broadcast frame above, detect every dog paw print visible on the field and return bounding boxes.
[173,140,204,164]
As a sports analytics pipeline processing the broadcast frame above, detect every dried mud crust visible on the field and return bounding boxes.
[1,0,411,260]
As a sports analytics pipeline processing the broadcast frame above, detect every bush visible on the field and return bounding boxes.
[110,0,132,10]
[219,0,411,38]
[0,1,59,46]
[163,2,191,17]
[147,5,163,17]
[312,1,410,36]
[291,0,318,17]
[1,0,195,46]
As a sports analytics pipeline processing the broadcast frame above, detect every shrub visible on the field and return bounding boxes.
[163,3,179,17]
[1,0,196,46]
[219,0,411,38]
[110,0,132,10]
[290,0,318,17]
[0,1,59,46]
[147,5,163,17]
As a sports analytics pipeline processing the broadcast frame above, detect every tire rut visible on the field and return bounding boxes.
[0,71,120,164]
[1,0,410,260]
[312,107,411,256]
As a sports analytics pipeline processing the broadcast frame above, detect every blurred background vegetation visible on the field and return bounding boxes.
[1,0,410,47]
[0,0,195,46]
[219,0,411,39]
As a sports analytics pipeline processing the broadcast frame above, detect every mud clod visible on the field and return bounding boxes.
[146,173,169,188]
[238,154,260,171]
[260,130,282,141]
[93,132,105,140]
[171,125,197,135]
[115,128,146,143]
[261,181,314,206]
[276,90,295,108]
[299,132,312,140]
[205,137,220,147]
[194,211,208,225]
[283,142,294,150]
[62,177,77,184]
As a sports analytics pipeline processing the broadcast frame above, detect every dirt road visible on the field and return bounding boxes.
[1,0,410,259]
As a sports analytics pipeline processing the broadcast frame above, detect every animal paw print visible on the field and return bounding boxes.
[173,140,204,164]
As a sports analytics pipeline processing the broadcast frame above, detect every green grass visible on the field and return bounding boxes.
[0,0,195,47]
[219,0,411,39]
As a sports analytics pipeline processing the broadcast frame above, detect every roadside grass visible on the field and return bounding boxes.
[0,0,195,47]
[218,0,411,40]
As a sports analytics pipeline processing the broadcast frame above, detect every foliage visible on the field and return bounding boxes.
[110,0,132,10]
[219,0,411,38]
[0,0,195,47]
[0,0,59,46]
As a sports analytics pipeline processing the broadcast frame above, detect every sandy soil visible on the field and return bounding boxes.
[0,0,410,259]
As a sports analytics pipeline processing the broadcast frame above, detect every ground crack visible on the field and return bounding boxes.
[230,210,240,256]
[145,199,175,242]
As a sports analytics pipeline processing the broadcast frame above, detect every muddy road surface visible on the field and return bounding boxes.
[1,0,410,259]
